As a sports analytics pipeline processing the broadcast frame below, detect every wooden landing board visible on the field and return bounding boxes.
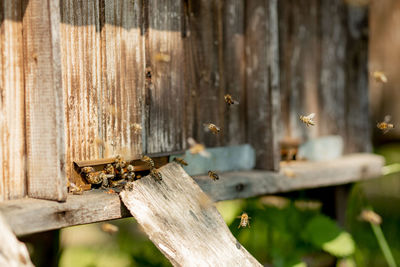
[0,213,33,267]
[120,163,261,267]
[0,153,383,236]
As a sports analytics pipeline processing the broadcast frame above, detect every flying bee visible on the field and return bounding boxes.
[141,155,155,169]
[150,168,162,181]
[377,115,394,134]
[237,212,251,229]
[372,71,388,83]
[224,94,239,106]
[173,157,188,166]
[188,137,211,158]
[203,123,221,135]
[101,223,119,234]
[132,123,142,134]
[299,113,316,127]
[208,171,219,181]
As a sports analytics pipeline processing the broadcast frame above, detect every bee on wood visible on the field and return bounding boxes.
[85,171,109,188]
[204,123,221,135]
[224,94,239,106]
[299,113,316,127]
[125,182,134,191]
[141,155,155,169]
[150,168,162,181]
[208,171,219,181]
[188,137,211,158]
[132,123,142,134]
[68,181,83,195]
[372,71,388,83]
[104,164,115,175]
[101,223,119,234]
[81,166,95,174]
[237,212,251,229]
[377,115,394,134]
[173,157,188,166]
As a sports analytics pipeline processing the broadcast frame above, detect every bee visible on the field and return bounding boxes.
[173,157,188,166]
[208,171,219,181]
[132,123,142,133]
[150,168,162,181]
[372,71,388,83]
[114,155,127,170]
[141,155,155,169]
[85,171,108,188]
[203,123,221,135]
[81,166,95,174]
[68,181,83,195]
[187,137,210,158]
[125,182,134,191]
[299,113,316,127]
[237,212,251,229]
[122,164,135,181]
[224,94,239,106]
[104,164,115,175]
[377,115,394,134]
[101,223,119,234]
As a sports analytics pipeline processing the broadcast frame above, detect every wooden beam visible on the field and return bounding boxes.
[0,153,383,236]
[120,162,261,266]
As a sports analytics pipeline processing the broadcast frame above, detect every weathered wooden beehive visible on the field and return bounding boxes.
[0,0,384,264]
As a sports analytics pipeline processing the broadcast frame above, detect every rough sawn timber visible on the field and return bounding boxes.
[0,213,33,267]
[120,163,262,267]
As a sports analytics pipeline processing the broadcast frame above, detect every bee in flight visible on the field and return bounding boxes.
[203,123,221,135]
[173,157,188,166]
[224,94,239,106]
[208,171,219,181]
[377,115,394,134]
[299,113,316,127]
[187,137,210,158]
[101,223,119,234]
[237,212,251,229]
[372,71,388,83]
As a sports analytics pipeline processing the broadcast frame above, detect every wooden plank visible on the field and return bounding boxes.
[0,213,33,266]
[120,163,262,266]
[0,153,383,236]
[183,0,225,147]
[23,0,67,201]
[60,0,144,186]
[0,0,26,200]
[245,0,280,170]
[145,1,185,153]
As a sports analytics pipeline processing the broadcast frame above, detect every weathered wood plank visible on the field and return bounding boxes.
[0,213,33,266]
[0,153,383,236]
[245,0,280,170]
[120,163,262,267]
[0,0,26,200]
[23,0,67,201]
[145,1,185,153]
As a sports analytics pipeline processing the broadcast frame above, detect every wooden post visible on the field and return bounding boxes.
[23,0,67,201]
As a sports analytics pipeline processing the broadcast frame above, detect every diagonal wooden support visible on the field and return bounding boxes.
[120,163,261,267]
[0,213,33,267]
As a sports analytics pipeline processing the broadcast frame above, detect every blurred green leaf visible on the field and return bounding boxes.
[322,232,355,257]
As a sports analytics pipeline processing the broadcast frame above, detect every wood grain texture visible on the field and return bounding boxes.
[60,0,144,186]
[145,1,185,153]
[0,0,26,200]
[120,163,262,267]
[0,153,383,236]
[23,0,67,201]
[245,0,280,170]
[0,213,33,266]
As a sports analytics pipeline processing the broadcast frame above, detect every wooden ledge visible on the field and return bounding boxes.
[0,153,383,236]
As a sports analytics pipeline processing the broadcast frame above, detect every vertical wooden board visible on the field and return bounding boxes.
[245,0,280,170]
[102,0,144,157]
[0,0,26,200]
[23,0,67,201]
[146,1,185,153]
[278,0,320,141]
[222,0,246,145]
[183,0,224,147]
[345,4,370,153]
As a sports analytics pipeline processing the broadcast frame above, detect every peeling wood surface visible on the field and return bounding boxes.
[23,0,67,201]
[120,163,262,267]
[245,0,280,170]
[0,153,383,236]
[0,0,26,200]
[0,213,33,267]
